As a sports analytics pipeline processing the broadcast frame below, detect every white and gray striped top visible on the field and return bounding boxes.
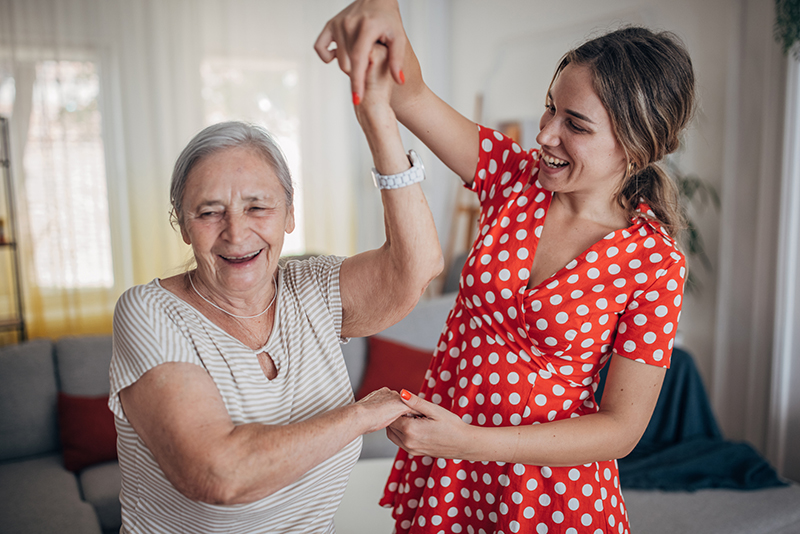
[109,255,361,533]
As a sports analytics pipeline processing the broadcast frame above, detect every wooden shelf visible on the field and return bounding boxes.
[0,116,26,344]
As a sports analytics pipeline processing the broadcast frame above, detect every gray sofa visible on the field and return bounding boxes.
[0,336,120,534]
[2,293,800,534]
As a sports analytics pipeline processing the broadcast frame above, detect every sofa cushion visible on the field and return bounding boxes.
[0,453,102,534]
[80,461,122,534]
[56,335,113,396]
[58,392,117,471]
[355,337,432,400]
[0,339,60,461]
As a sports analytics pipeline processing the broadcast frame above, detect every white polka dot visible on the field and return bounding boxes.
[587,268,600,279]
[667,279,679,291]
[556,312,569,324]
[550,294,563,305]
[499,269,511,281]
[635,272,648,284]
[517,248,529,260]
[482,139,493,152]
[624,340,636,353]
[552,511,564,523]
[524,507,535,519]
[581,514,593,526]
[568,498,580,511]
[644,332,657,344]
[576,305,590,316]
[607,247,619,258]
[586,251,599,263]
[539,494,551,506]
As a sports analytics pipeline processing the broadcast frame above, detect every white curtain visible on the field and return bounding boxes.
[0,0,369,339]
[712,0,791,472]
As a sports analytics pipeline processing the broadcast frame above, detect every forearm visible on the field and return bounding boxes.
[390,41,480,183]
[199,403,367,504]
[460,410,641,467]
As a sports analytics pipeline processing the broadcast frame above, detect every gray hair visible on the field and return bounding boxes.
[170,121,294,229]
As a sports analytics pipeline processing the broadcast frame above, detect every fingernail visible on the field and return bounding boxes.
[401,389,411,400]
[352,92,361,106]
[399,69,405,84]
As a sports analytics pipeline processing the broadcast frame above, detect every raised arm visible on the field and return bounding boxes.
[338,43,442,338]
[316,0,480,184]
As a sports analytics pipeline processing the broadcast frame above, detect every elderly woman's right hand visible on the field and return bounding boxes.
[354,42,394,120]
[356,387,419,434]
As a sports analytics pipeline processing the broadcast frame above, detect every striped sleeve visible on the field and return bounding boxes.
[283,255,347,339]
[108,283,203,419]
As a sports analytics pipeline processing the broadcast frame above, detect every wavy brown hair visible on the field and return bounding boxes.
[551,27,695,239]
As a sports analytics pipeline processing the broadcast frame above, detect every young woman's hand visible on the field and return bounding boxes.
[386,390,476,460]
[314,0,407,103]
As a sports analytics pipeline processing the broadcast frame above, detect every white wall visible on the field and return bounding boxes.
[432,0,737,398]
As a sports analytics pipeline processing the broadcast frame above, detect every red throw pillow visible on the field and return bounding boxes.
[355,337,433,400]
[57,392,118,472]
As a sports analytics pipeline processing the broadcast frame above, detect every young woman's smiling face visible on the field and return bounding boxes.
[180,146,294,298]
[536,63,627,199]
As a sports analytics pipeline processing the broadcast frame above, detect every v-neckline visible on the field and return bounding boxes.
[523,191,639,295]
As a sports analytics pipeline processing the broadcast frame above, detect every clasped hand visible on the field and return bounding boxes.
[386,390,473,460]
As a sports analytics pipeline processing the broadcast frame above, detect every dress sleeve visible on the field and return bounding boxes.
[470,125,539,202]
[612,246,686,368]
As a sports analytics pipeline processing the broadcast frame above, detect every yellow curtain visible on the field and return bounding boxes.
[0,0,357,345]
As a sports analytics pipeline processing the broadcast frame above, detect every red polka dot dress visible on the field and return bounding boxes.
[380,126,686,534]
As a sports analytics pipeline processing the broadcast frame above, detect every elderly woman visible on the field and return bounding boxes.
[108,45,442,533]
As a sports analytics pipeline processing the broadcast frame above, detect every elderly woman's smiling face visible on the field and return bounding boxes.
[180,146,294,296]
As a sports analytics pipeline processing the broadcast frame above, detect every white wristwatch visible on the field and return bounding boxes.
[371,149,425,189]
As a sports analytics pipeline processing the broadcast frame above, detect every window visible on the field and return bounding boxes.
[201,57,305,255]
[20,60,114,289]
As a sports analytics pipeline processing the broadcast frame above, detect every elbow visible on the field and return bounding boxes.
[422,249,445,292]
[170,459,267,505]
[172,469,238,505]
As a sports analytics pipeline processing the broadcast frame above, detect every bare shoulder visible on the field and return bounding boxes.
[159,272,189,297]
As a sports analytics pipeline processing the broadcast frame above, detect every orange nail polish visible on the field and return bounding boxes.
[401,389,411,400]
[352,92,361,106]
[399,69,405,84]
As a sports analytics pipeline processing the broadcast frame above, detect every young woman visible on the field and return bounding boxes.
[316,3,694,533]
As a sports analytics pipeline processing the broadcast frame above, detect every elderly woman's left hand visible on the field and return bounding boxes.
[386,390,476,460]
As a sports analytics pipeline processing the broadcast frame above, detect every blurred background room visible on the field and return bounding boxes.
[0,0,798,486]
